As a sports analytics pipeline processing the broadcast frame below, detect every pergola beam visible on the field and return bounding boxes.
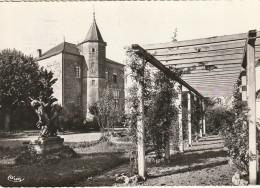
[142,32,250,50]
[146,41,245,56]
[165,59,241,68]
[182,70,241,78]
[180,67,241,75]
[158,54,243,64]
[178,63,242,70]
[189,82,236,87]
[183,77,238,82]
[131,44,204,99]
[154,48,243,59]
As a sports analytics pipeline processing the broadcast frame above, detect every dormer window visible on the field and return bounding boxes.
[76,65,81,78]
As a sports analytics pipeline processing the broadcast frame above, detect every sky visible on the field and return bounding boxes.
[1,1,260,64]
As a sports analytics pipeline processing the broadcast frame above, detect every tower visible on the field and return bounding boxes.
[78,13,107,119]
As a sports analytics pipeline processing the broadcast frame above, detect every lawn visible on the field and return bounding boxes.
[0,140,130,187]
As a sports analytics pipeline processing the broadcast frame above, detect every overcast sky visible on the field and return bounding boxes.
[1,1,260,63]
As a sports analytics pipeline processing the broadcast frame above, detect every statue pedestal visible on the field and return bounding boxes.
[29,136,64,154]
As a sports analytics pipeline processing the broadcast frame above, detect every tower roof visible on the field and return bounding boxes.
[84,19,104,43]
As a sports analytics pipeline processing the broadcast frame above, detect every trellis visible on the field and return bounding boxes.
[128,30,259,184]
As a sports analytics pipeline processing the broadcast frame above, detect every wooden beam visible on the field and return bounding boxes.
[131,44,204,98]
[137,58,146,178]
[184,77,238,82]
[247,30,257,185]
[241,71,247,101]
[142,33,260,50]
[201,92,233,97]
[204,93,233,97]
[183,76,238,82]
[199,97,203,138]
[146,41,245,56]
[202,99,206,135]
[179,63,242,71]
[180,67,241,75]
[197,89,234,93]
[188,82,236,87]
[158,54,243,64]
[142,32,249,50]
[169,59,241,69]
[182,71,240,78]
[187,91,192,146]
[154,48,243,59]
[178,84,184,153]
[182,72,239,80]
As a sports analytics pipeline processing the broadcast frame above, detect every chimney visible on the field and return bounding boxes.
[37,49,42,57]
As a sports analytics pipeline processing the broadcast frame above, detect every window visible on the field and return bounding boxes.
[92,80,95,86]
[113,90,120,108]
[76,65,81,78]
[77,96,81,106]
[113,90,120,99]
[112,73,117,84]
[92,48,95,53]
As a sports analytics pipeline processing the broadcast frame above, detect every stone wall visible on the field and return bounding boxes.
[63,53,85,110]
[37,54,63,105]
[105,61,125,109]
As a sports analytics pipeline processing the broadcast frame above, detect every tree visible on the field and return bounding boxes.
[0,49,57,130]
[89,89,124,137]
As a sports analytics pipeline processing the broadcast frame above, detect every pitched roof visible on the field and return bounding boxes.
[38,42,81,60]
[83,19,104,43]
[106,58,125,67]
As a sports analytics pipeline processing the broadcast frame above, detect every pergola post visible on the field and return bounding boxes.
[247,30,257,185]
[202,99,206,135]
[241,71,247,102]
[178,84,184,153]
[137,58,146,178]
[187,91,192,146]
[199,97,203,138]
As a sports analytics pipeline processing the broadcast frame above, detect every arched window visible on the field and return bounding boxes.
[76,65,81,78]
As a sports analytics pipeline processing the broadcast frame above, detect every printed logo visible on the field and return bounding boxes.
[7,175,24,183]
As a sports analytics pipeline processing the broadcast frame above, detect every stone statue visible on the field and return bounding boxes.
[31,98,62,137]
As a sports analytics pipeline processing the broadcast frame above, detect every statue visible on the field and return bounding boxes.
[31,97,62,137]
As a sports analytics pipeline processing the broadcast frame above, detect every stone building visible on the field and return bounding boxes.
[37,17,125,120]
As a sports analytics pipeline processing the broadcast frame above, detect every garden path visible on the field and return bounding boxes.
[74,134,236,186]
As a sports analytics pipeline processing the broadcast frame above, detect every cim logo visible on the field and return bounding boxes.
[7,175,24,183]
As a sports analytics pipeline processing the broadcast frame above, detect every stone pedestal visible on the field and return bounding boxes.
[29,136,64,154]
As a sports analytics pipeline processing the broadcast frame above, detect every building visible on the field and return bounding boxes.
[37,16,125,120]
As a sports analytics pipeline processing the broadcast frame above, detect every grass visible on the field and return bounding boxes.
[0,141,130,187]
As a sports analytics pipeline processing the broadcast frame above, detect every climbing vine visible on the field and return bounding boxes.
[221,80,250,177]
[125,50,180,165]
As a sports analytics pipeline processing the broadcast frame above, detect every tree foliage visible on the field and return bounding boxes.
[0,49,57,130]
[221,82,250,176]
[89,89,124,136]
[125,51,179,161]
[146,71,178,158]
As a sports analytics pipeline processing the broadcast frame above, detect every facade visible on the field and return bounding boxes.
[37,18,125,119]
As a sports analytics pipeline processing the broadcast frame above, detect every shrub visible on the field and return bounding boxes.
[221,82,250,177]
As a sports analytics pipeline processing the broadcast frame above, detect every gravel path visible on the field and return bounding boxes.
[74,135,236,186]
[0,132,102,147]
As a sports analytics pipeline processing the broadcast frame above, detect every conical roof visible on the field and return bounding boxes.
[84,19,104,43]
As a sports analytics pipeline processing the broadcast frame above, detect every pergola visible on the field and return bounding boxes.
[128,30,259,184]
